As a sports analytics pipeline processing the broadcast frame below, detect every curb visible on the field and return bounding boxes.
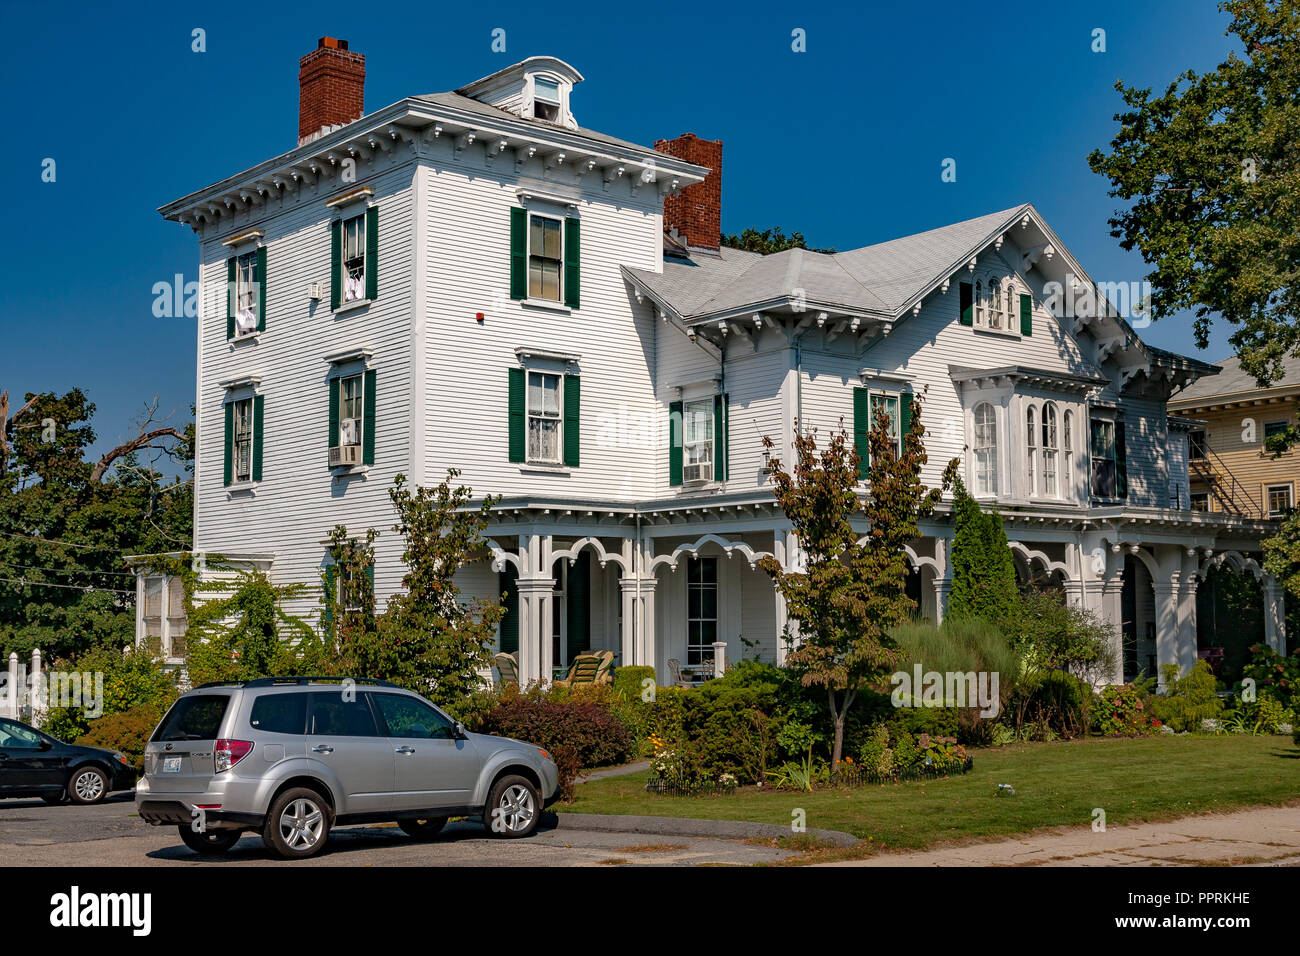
[548,811,859,848]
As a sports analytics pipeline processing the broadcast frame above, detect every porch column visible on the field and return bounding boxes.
[1263,574,1287,654]
[2,652,17,719]
[29,647,44,728]
[514,532,550,687]
[773,529,801,665]
[638,537,657,674]
[932,536,952,625]
[538,535,554,683]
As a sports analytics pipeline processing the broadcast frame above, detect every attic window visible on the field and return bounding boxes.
[533,78,561,121]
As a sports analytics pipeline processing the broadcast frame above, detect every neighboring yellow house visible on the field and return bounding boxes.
[1168,354,1299,519]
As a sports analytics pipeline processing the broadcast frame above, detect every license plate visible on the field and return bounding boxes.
[161,756,181,773]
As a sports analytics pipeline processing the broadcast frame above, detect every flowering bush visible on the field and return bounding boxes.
[1092,683,1160,737]
[1240,644,1300,713]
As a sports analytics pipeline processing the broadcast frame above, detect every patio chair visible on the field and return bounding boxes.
[666,657,690,688]
[554,650,614,687]
[493,652,520,688]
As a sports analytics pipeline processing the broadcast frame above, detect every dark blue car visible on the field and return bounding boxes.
[0,717,136,804]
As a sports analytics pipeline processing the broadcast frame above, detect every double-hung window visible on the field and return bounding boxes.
[339,374,364,448]
[232,397,254,483]
[1090,419,1117,498]
[533,77,562,122]
[686,556,718,666]
[870,393,902,457]
[973,402,998,495]
[1026,405,1037,495]
[528,214,563,302]
[341,213,366,302]
[234,251,258,335]
[1040,403,1059,497]
[682,399,714,482]
[1267,483,1293,518]
[1189,429,1208,460]
[527,371,562,463]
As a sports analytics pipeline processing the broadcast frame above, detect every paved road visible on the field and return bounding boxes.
[0,794,794,867]
[824,805,1300,867]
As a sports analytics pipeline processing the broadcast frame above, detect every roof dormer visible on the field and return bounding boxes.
[457,56,583,131]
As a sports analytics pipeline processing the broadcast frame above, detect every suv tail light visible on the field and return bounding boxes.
[214,739,254,772]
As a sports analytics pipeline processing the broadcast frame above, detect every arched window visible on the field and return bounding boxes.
[1026,405,1037,496]
[1004,278,1016,329]
[1063,410,1073,497]
[989,280,1002,330]
[974,280,985,327]
[1042,403,1059,496]
[974,402,998,495]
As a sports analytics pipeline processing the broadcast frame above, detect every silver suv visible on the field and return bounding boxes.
[135,677,560,859]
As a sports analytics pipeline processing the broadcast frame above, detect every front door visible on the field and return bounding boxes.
[305,692,393,815]
[371,692,481,811]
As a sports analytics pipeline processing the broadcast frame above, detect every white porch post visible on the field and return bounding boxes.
[538,535,554,683]
[711,641,727,675]
[2,652,17,719]
[932,536,952,625]
[619,537,637,671]
[515,532,547,687]
[638,537,657,674]
[29,647,45,728]
[1263,574,1286,654]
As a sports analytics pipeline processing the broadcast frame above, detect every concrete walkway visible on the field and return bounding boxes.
[824,804,1300,866]
[577,759,650,782]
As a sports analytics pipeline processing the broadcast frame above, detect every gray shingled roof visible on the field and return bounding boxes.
[629,205,1029,320]
[1172,352,1300,403]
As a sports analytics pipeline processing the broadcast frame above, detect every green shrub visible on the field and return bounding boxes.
[1222,695,1292,735]
[1149,661,1223,733]
[1092,683,1159,737]
[1240,643,1300,713]
[75,703,169,773]
[1008,670,1093,738]
[1009,589,1118,683]
[612,666,656,702]
[41,645,180,743]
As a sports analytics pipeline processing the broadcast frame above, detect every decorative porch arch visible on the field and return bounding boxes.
[484,539,524,574]
[1199,550,1265,582]
[547,536,629,574]
[1007,541,1072,581]
[851,538,941,574]
[648,533,774,573]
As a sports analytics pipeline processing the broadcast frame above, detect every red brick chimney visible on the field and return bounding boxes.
[298,37,365,146]
[654,133,722,251]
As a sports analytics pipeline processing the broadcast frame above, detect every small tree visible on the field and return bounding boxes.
[333,471,505,708]
[760,393,957,766]
[947,476,1019,627]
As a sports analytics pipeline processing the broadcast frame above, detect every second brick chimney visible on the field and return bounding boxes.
[298,37,365,146]
[654,133,722,252]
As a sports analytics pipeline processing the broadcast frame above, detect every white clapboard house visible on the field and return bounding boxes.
[140,39,1287,687]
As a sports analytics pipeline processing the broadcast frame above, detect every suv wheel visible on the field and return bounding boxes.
[484,775,541,839]
[178,826,241,855]
[398,817,447,840]
[67,766,108,805]
[262,787,331,859]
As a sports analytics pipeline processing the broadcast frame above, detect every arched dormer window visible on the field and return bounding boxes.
[989,280,1003,330]
[974,402,999,495]
[974,280,985,327]
[1003,277,1016,330]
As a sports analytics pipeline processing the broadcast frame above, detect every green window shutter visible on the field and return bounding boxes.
[252,394,264,482]
[564,217,581,308]
[322,565,335,630]
[713,393,729,481]
[900,391,913,442]
[256,246,267,331]
[563,373,581,467]
[959,281,973,326]
[328,377,340,456]
[223,402,234,486]
[365,206,379,301]
[509,208,527,300]
[499,566,519,654]
[853,387,871,480]
[508,367,526,462]
[226,257,236,339]
[330,220,342,310]
[1019,292,1032,336]
[1116,422,1128,499]
[566,551,590,661]
[669,400,684,486]
[362,369,377,465]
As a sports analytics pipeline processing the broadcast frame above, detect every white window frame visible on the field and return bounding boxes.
[527,212,564,303]
[1063,410,1074,497]
[234,250,258,336]
[526,369,563,464]
[973,401,999,496]
[1041,402,1059,498]
[870,391,902,458]
[682,398,715,483]
[1190,491,1210,513]
[1026,404,1037,496]
[232,396,254,483]
[532,76,562,121]
[686,556,718,667]
[338,373,364,449]
[341,212,366,303]
[1266,483,1293,518]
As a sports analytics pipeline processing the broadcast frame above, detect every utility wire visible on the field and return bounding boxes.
[0,575,134,596]
[0,560,137,578]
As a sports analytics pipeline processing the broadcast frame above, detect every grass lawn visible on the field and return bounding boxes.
[560,735,1300,858]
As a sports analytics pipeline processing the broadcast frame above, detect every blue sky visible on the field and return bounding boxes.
[0,0,1242,461]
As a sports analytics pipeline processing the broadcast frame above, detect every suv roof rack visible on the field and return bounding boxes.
[191,676,403,690]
